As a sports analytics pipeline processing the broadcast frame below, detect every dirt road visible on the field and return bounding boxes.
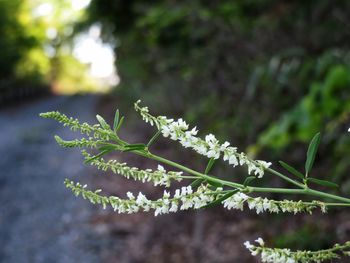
[0,96,102,263]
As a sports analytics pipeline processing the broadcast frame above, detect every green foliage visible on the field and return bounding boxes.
[305,133,321,177]
[274,224,334,251]
[279,161,304,180]
[0,0,36,80]
[259,62,350,149]
[307,178,338,189]
[84,1,350,190]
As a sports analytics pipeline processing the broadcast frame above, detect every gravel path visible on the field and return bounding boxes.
[0,96,102,263]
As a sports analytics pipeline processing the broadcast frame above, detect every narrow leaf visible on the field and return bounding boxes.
[243,176,256,187]
[116,116,124,132]
[305,132,321,176]
[191,178,205,188]
[279,161,304,179]
[96,115,110,130]
[122,143,147,152]
[113,110,119,132]
[98,144,119,152]
[125,143,147,149]
[147,130,161,147]
[84,149,113,164]
[205,158,216,175]
[201,190,239,209]
[207,179,223,188]
[307,177,339,188]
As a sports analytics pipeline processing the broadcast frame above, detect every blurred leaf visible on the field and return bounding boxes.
[147,130,161,147]
[279,161,304,179]
[243,176,256,187]
[207,179,223,188]
[116,116,125,132]
[113,110,119,132]
[84,149,113,164]
[123,143,147,152]
[305,132,321,176]
[98,144,119,151]
[191,178,205,188]
[205,158,216,174]
[96,115,110,130]
[307,177,338,188]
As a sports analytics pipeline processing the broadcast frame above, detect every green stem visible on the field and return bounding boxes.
[180,175,200,180]
[147,151,350,204]
[113,139,350,205]
[138,150,350,203]
[324,203,350,207]
[249,187,306,195]
[266,167,305,188]
[306,188,350,204]
[146,152,243,189]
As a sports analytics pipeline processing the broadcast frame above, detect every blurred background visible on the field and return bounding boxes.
[1,0,350,262]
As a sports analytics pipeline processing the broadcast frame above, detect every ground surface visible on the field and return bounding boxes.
[0,95,102,263]
[0,95,256,263]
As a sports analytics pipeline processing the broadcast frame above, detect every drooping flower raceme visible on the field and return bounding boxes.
[65,178,326,216]
[134,100,271,178]
[81,150,183,187]
[40,104,350,263]
[40,111,115,141]
[222,192,326,214]
[65,179,219,216]
[244,238,350,263]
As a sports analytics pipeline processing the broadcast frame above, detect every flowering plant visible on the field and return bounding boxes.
[40,101,350,262]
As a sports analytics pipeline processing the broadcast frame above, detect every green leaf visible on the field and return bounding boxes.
[204,158,216,175]
[113,110,119,132]
[115,116,124,132]
[123,143,147,152]
[207,179,223,188]
[191,178,205,188]
[305,132,321,176]
[243,176,256,187]
[307,177,339,188]
[279,161,304,179]
[201,190,239,209]
[96,115,110,130]
[147,130,161,147]
[98,144,118,152]
[84,149,113,164]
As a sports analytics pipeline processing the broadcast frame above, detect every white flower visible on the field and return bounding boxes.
[220,141,230,151]
[161,126,171,137]
[244,241,254,250]
[127,192,135,200]
[205,134,217,144]
[255,237,265,246]
[228,155,239,166]
[169,201,178,212]
[82,151,183,187]
[207,149,220,159]
[136,102,274,178]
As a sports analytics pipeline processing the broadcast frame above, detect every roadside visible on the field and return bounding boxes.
[0,95,102,263]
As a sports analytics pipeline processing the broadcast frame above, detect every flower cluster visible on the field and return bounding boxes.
[82,150,183,187]
[66,174,324,216]
[41,106,350,263]
[65,179,219,216]
[40,111,114,141]
[134,100,272,178]
[223,192,326,214]
[244,238,350,263]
